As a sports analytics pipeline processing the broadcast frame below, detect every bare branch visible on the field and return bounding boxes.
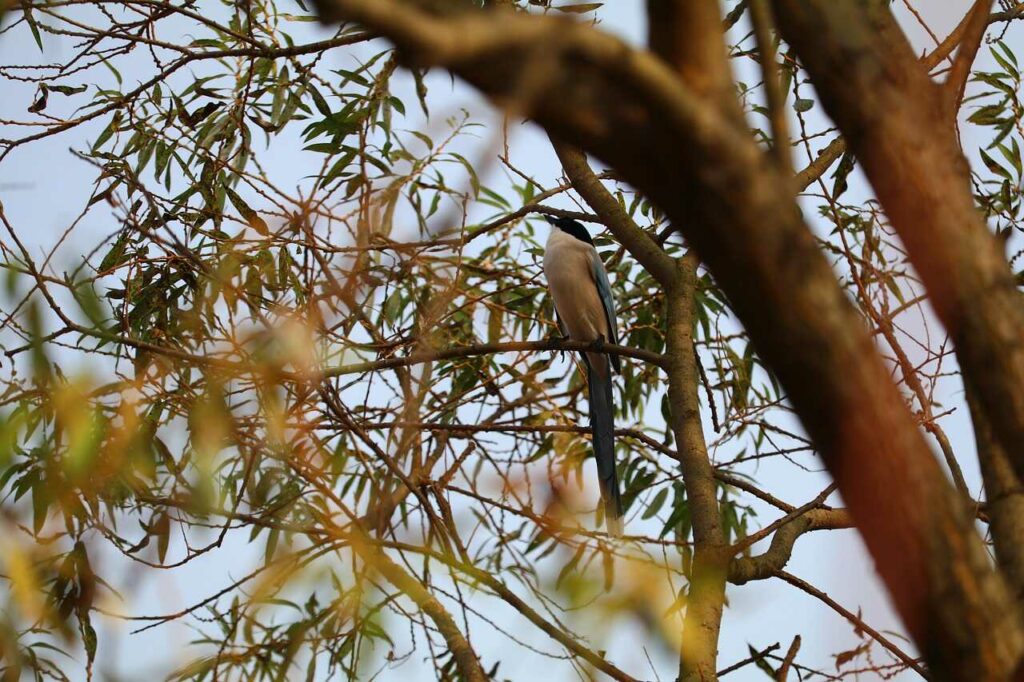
[717,643,780,678]
[775,571,928,679]
[944,0,994,122]
[749,0,793,176]
[728,509,849,586]
[775,635,801,681]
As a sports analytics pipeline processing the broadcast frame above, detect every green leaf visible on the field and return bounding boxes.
[830,152,856,198]
[99,232,131,271]
[641,487,668,520]
[73,281,106,327]
[997,139,1022,179]
[793,98,814,113]
[487,303,503,345]
[100,57,123,86]
[24,5,43,51]
[749,644,777,677]
[319,149,357,187]
[555,544,585,588]
[992,43,1020,80]
[32,479,50,534]
[92,112,120,151]
[304,142,340,154]
[308,83,332,116]
[183,102,221,129]
[265,527,280,565]
[480,187,510,209]
[449,152,480,197]
[79,610,97,667]
[154,141,172,179]
[980,148,1013,180]
[225,186,269,235]
[48,84,87,96]
[996,40,1018,68]
[387,95,406,116]
[154,512,170,563]
[412,68,430,116]
[135,138,155,174]
[554,2,603,12]
[28,84,48,113]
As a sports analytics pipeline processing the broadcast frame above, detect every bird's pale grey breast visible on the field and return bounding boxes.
[543,228,608,344]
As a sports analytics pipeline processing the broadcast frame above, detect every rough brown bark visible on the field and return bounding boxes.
[311,1,1024,677]
[968,385,1024,612]
[645,0,746,130]
[728,509,849,585]
[773,0,1024,496]
[666,256,728,682]
[644,7,734,678]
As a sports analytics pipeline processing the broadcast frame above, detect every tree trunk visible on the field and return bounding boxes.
[666,259,728,682]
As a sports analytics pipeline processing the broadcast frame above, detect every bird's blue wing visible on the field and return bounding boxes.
[590,249,620,373]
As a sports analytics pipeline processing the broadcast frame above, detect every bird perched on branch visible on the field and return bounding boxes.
[542,214,623,533]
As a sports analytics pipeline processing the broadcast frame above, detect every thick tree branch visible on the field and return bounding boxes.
[731,483,838,555]
[774,3,1024,498]
[775,3,1024,673]
[728,509,850,585]
[550,139,676,286]
[944,0,994,122]
[645,0,746,130]
[361,544,487,682]
[666,254,729,682]
[644,7,735,679]
[794,137,847,192]
[968,384,1024,613]
[929,1,1024,72]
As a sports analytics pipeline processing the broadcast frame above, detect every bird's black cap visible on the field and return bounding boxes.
[544,214,594,245]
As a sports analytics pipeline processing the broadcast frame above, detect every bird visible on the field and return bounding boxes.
[542,214,623,533]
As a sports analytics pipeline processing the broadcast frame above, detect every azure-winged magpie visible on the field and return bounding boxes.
[543,214,623,533]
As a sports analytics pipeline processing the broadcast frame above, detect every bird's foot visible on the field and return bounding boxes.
[548,334,570,360]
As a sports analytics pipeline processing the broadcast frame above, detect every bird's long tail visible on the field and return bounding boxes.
[586,355,622,534]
